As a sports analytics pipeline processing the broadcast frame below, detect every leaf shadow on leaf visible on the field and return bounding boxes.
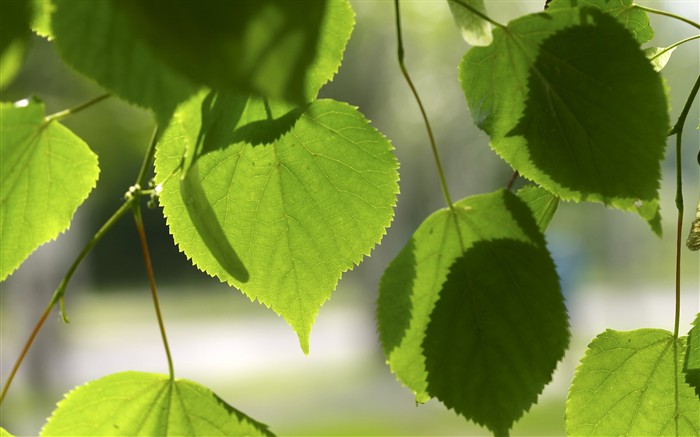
[377,238,417,356]
[684,318,700,397]
[181,166,250,283]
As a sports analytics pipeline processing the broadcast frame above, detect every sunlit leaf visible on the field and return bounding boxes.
[117,0,354,104]
[155,92,399,353]
[0,99,99,281]
[41,371,274,436]
[377,189,569,435]
[447,0,492,46]
[567,329,700,436]
[644,46,676,72]
[1,427,14,437]
[686,314,700,396]
[517,185,559,232]
[460,7,668,234]
[31,0,54,40]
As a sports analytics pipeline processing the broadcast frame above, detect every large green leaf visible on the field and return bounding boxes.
[686,313,700,396]
[51,0,197,124]
[118,0,354,104]
[0,99,99,280]
[155,92,399,353]
[547,0,653,43]
[41,371,273,436]
[447,0,492,46]
[460,7,668,234]
[377,189,569,435]
[567,329,700,436]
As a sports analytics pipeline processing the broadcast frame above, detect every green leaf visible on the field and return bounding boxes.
[567,329,700,436]
[155,92,399,353]
[377,189,569,435]
[51,0,197,124]
[117,0,354,104]
[31,0,54,40]
[447,0,492,46]
[40,371,274,436]
[0,99,99,281]
[546,0,653,43]
[644,46,677,72]
[686,313,700,396]
[516,185,559,232]
[460,7,668,234]
[0,0,31,88]
[1,427,14,437]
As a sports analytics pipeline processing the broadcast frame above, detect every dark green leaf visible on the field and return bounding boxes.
[52,0,197,124]
[155,92,399,353]
[460,7,668,234]
[41,371,274,436]
[686,313,700,397]
[516,185,559,232]
[377,189,569,435]
[0,99,99,280]
[567,329,700,436]
[0,0,31,88]
[117,0,354,104]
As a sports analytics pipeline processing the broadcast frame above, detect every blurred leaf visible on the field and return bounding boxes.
[41,371,274,436]
[517,185,559,232]
[447,0,492,46]
[686,314,700,396]
[644,46,676,72]
[460,7,668,234]
[31,0,54,39]
[377,189,569,435]
[0,0,31,88]
[52,0,197,124]
[0,99,99,281]
[118,0,354,104]
[547,0,653,43]
[155,92,399,353]
[567,329,699,436]
[1,427,14,437]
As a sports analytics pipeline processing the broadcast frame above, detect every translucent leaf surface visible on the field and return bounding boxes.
[567,329,700,436]
[517,185,559,232]
[460,7,668,234]
[377,189,569,435]
[0,99,99,280]
[118,1,354,104]
[155,92,399,353]
[686,314,700,396]
[31,0,54,40]
[41,371,274,436]
[447,0,492,46]
[644,46,676,72]
[1,428,14,437]
[51,0,197,124]
[547,0,653,43]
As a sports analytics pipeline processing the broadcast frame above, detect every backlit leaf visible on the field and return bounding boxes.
[517,185,559,232]
[31,0,54,40]
[118,0,354,104]
[644,46,676,72]
[460,7,668,234]
[1,427,14,437]
[0,99,99,280]
[567,329,700,436]
[155,92,399,353]
[377,189,569,435]
[686,313,700,396]
[41,371,274,436]
[447,0,492,46]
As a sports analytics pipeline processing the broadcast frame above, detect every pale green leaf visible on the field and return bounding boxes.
[51,0,197,124]
[40,371,274,436]
[644,46,676,72]
[155,92,399,353]
[517,185,559,232]
[547,0,653,43]
[567,329,700,436]
[686,313,700,396]
[460,7,668,234]
[31,0,54,40]
[117,0,354,104]
[377,189,569,435]
[447,0,492,46]
[0,99,99,281]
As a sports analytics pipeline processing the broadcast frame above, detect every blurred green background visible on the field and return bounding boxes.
[1,1,698,435]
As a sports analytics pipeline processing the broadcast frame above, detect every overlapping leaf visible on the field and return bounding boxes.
[0,99,99,280]
[0,0,31,88]
[517,185,559,232]
[155,92,399,353]
[41,372,274,436]
[118,0,354,104]
[460,7,668,234]
[377,189,569,435]
[567,329,699,436]
[447,0,492,46]
[686,314,700,396]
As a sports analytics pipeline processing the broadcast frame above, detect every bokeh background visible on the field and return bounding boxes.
[1,1,698,435]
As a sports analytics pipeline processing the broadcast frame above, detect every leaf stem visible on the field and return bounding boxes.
[449,0,506,29]
[135,126,160,188]
[394,0,455,211]
[633,4,700,31]
[0,199,133,405]
[649,35,700,64]
[44,93,112,123]
[131,203,175,379]
[669,73,700,339]
[505,171,519,191]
